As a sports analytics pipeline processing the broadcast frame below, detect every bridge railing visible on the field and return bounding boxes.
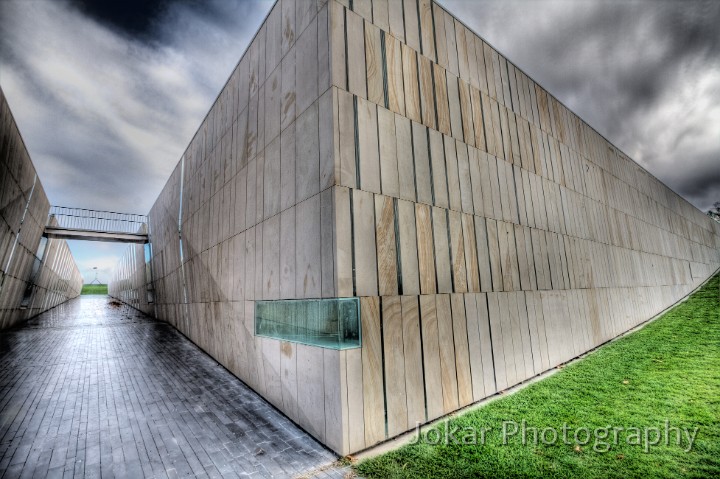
[47,206,148,235]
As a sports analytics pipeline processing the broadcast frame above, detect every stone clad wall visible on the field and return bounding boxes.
[111,0,348,451]
[109,0,720,456]
[326,0,720,455]
[0,89,83,329]
[108,242,153,316]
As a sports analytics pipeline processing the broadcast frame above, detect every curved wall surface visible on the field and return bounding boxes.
[110,0,720,456]
[0,89,83,329]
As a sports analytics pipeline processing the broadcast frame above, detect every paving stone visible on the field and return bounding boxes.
[0,296,348,478]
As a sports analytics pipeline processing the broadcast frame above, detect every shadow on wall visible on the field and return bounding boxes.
[0,88,83,329]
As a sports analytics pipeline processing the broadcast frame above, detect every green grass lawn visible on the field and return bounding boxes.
[81,284,108,295]
[356,274,720,479]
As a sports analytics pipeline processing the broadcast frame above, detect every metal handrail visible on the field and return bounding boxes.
[47,206,148,235]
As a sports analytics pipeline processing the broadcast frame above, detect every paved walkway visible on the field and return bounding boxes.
[0,296,349,478]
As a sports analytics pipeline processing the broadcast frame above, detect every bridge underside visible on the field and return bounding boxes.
[43,226,148,244]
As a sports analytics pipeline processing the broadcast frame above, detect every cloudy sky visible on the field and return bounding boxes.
[1,0,718,282]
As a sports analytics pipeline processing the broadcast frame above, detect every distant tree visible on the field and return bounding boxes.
[708,201,720,223]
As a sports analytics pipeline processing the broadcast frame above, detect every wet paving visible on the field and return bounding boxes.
[0,296,349,478]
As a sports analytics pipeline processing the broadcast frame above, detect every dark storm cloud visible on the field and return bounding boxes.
[68,0,177,40]
[445,0,720,212]
[66,0,261,44]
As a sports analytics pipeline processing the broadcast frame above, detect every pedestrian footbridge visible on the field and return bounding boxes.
[43,206,149,243]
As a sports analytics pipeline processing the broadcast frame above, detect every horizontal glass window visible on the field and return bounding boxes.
[255,298,361,350]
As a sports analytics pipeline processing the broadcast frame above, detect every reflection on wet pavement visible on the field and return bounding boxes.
[0,296,347,478]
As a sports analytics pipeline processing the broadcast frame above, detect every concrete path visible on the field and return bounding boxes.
[0,296,350,478]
